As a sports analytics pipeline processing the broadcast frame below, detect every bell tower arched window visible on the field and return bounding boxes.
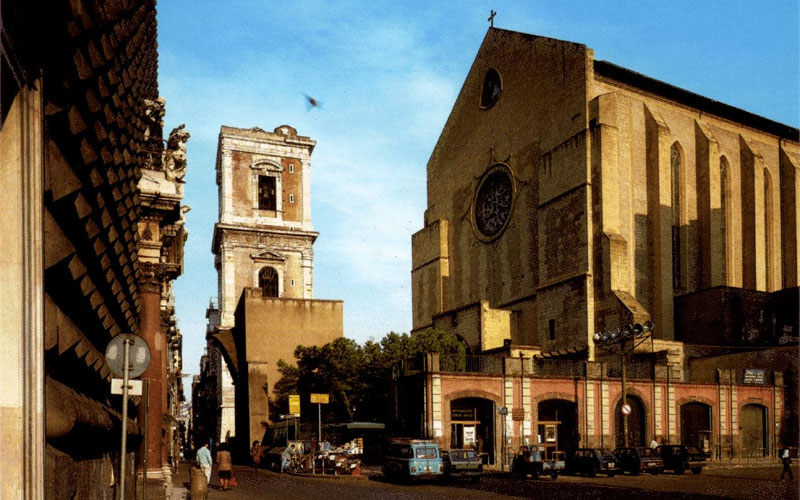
[259,266,279,297]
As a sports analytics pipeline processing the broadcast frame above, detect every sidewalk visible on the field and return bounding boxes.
[169,463,190,500]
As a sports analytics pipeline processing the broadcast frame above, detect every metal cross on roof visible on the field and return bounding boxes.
[488,10,496,27]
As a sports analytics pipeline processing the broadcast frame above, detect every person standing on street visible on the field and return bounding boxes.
[196,442,213,484]
[781,449,794,480]
[216,442,233,491]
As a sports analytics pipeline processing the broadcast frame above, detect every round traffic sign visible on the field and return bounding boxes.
[105,334,151,378]
[622,404,632,415]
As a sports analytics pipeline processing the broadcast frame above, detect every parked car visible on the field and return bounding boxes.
[511,446,564,480]
[565,448,620,477]
[657,444,707,474]
[382,439,443,481]
[612,447,664,475]
[441,448,482,481]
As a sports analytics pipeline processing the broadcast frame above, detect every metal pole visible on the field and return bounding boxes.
[119,338,131,500]
[318,403,322,443]
[621,348,628,448]
[143,379,149,500]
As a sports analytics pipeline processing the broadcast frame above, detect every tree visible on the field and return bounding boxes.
[269,328,466,427]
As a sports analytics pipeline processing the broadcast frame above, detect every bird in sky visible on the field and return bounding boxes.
[303,93,322,110]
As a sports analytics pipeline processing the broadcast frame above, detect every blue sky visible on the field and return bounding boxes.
[157,1,799,392]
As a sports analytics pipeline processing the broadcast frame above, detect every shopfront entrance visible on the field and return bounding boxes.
[537,399,578,459]
[681,402,712,453]
[615,395,645,448]
[741,404,768,457]
[449,397,495,464]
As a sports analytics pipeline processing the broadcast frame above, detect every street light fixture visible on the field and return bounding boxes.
[592,320,654,447]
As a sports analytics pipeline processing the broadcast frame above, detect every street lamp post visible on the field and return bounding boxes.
[592,321,654,448]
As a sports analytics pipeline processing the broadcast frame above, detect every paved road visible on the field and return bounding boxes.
[186,464,798,500]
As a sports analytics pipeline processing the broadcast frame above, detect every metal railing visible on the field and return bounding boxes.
[440,354,504,375]
[530,359,585,378]
[607,360,653,380]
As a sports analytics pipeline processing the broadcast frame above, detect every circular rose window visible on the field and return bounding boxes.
[473,165,514,241]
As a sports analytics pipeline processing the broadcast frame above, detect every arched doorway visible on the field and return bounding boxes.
[680,402,712,453]
[615,395,645,448]
[741,404,768,457]
[537,399,578,459]
[449,397,495,464]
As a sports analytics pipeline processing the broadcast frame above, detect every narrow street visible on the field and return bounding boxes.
[174,464,799,500]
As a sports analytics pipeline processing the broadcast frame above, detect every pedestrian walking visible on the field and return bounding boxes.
[216,442,233,491]
[250,440,262,467]
[196,442,212,484]
[781,449,794,480]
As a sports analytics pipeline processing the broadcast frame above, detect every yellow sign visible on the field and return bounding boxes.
[289,394,300,416]
[310,393,329,404]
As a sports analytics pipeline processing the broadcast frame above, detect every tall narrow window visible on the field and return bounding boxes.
[258,175,276,211]
[671,143,682,289]
[764,169,773,290]
[548,319,556,341]
[720,157,730,283]
[259,267,279,297]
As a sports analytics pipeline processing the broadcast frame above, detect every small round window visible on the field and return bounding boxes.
[480,68,502,108]
[473,164,514,240]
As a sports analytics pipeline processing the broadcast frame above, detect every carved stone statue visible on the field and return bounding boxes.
[164,123,190,182]
[143,97,166,143]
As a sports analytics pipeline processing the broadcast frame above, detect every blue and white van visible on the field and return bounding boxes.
[382,439,443,480]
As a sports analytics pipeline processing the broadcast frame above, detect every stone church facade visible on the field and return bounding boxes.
[404,28,798,465]
[210,125,342,454]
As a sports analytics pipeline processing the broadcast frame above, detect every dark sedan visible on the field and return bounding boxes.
[565,448,620,477]
[612,447,664,475]
[657,444,707,474]
[441,449,482,481]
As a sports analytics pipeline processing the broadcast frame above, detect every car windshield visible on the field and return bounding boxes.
[638,448,657,458]
[416,446,438,459]
[686,447,701,454]
[599,449,615,459]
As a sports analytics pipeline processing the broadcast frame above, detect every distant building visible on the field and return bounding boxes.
[404,27,798,464]
[192,300,236,448]
[208,125,343,455]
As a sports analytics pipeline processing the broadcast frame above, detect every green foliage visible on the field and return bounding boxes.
[268,328,466,425]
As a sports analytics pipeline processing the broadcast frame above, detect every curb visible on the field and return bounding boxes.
[285,472,368,480]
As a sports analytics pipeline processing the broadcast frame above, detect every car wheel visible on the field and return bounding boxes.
[551,472,559,480]
[650,470,659,476]
[607,472,616,478]
[531,470,540,480]
[587,468,596,478]
[675,466,685,475]
[691,468,702,475]
[632,470,640,476]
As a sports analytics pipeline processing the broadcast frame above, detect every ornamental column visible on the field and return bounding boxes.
[137,263,167,477]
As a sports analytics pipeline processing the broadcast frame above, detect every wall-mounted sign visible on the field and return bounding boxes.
[544,424,557,443]
[743,369,766,385]
[451,408,476,421]
[511,408,525,421]
[499,407,508,415]
[310,393,329,404]
[463,426,476,445]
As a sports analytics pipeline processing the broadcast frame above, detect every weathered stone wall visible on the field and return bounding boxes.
[236,290,343,446]
[0,0,165,498]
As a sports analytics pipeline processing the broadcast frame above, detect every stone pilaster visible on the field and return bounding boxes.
[431,375,443,438]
